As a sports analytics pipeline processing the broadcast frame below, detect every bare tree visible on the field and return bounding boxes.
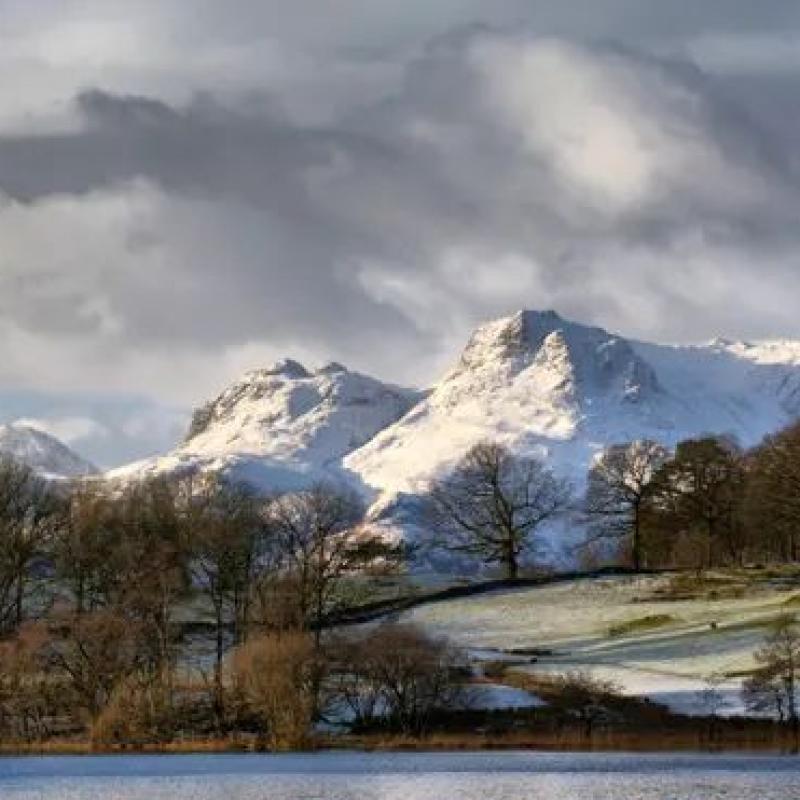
[331,623,466,735]
[583,440,668,570]
[111,478,191,677]
[266,484,401,644]
[326,633,387,730]
[42,610,147,722]
[696,674,729,742]
[50,478,190,680]
[181,473,272,707]
[52,482,121,614]
[0,458,63,634]
[546,670,622,739]
[742,616,800,740]
[424,441,572,579]
[0,624,60,743]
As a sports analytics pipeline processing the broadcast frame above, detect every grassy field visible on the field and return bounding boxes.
[397,568,800,716]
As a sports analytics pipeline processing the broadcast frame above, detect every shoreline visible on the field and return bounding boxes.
[2,732,798,757]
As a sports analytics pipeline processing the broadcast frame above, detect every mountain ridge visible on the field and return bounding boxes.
[103,310,800,555]
[343,310,800,555]
[106,360,421,490]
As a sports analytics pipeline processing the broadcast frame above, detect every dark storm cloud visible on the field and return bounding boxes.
[0,89,342,202]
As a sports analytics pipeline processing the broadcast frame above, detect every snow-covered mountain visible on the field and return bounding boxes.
[106,359,421,489]
[0,423,98,479]
[104,309,800,559]
[344,310,800,547]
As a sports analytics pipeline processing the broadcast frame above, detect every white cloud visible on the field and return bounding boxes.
[14,415,108,445]
[468,36,783,215]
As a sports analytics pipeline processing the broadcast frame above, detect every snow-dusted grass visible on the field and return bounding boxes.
[400,571,800,716]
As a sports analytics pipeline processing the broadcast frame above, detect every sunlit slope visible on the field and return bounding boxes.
[400,571,800,713]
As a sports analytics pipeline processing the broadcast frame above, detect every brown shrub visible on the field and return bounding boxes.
[232,632,317,750]
[91,676,176,746]
[0,624,65,742]
[329,623,468,735]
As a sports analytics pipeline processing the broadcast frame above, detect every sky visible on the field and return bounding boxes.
[3,1,800,467]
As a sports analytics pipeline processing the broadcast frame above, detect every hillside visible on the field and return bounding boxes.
[104,309,800,559]
[0,423,97,479]
[345,310,800,552]
[397,569,800,716]
[106,359,420,490]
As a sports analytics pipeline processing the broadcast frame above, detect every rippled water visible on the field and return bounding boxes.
[1,751,799,799]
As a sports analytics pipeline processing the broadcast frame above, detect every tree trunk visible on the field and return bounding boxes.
[313,581,325,649]
[14,575,23,629]
[504,545,518,581]
[789,673,799,752]
[214,601,225,727]
[215,613,224,683]
[76,574,85,616]
[706,518,715,570]
[632,504,642,572]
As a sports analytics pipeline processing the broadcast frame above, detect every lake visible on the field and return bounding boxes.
[1,751,799,799]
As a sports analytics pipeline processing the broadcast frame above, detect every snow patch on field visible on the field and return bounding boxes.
[399,572,800,716]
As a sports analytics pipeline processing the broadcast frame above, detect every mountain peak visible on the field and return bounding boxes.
[517,307,565,328]
[116,358,421,490]
[316,361,348,376]
[0,423,97,479]
[454,309,656,396]
[252,358,311,380]
[463,309,605,356]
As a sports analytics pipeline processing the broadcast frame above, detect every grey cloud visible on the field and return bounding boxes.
[9,1,800,51]
[0,90,332,202]
[3,16,800,466]
[0,87,422,358]
[1,32,800,348]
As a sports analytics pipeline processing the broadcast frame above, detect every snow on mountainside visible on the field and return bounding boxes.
[344,310,800,548]
[104,309,800,560]
[106,360,421,489]
[0,423,97,479]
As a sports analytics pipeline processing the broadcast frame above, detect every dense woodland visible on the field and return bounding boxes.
[1,420,800,748]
